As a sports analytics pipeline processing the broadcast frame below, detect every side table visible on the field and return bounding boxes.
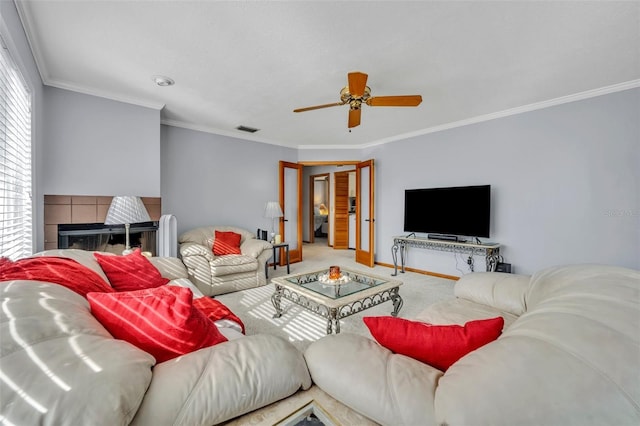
[266,242,290,278]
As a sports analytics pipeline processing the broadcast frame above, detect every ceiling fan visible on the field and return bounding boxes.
[293,71,422,129]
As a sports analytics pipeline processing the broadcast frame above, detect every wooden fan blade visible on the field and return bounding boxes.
[293,102,344,113]
[366,95,422,107]
[348,108,361,128]
[348,72,368,97]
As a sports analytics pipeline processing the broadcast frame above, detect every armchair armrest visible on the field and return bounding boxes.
[179,242,215,261]
[179,242,215,292]
[240,238,273,259]
[305,334,442,426]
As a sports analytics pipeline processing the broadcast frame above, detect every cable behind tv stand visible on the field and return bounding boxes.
[391,235,501,276]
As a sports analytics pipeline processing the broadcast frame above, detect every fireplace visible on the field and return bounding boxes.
[57,222,158,255]
[43,194,162,253]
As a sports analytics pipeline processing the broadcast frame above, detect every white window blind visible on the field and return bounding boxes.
[0,36,32,260]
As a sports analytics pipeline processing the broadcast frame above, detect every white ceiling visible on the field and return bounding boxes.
[15,1,640,149]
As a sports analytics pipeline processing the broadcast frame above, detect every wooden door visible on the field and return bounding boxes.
[333,171,350,249]
[279,161,303,263]
[355,159,375,267]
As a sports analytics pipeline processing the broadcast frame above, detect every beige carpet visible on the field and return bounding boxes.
[217,241,456,352]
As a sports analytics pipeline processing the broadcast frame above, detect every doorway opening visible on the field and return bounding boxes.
[309,173,330,245]
[279,160,375,267]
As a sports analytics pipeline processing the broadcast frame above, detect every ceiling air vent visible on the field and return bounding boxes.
[236,125,259,133]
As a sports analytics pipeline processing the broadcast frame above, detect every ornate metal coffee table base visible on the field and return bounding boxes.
[272,284,403,334]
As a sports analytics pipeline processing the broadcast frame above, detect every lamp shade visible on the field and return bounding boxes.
[104,196,151,225]
[263,201,283,219]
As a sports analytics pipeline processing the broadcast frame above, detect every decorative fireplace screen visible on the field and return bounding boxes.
[57,222,158,255]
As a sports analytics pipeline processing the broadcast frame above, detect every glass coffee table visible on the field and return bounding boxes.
[271,267,403,334]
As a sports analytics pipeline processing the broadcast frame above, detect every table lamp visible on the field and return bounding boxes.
[104,196,151,255]
[263,201,283,243]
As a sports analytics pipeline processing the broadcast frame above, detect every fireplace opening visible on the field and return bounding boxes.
[58,222,158,255]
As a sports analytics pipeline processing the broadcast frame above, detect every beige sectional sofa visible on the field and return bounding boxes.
[179,226,273,296]
[0,249,311,426]
[305,264,640,426]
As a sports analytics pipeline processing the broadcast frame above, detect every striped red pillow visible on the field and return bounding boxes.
[87,286,227,362]
[94,249,170,292]
[213,230,242,255]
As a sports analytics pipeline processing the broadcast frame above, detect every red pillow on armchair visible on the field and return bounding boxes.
[212,230,242,255]
[363,316,504,371]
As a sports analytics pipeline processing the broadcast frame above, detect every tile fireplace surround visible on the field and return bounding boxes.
[44,195,161,252]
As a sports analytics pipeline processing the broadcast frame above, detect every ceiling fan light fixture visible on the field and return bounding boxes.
[294,72,421,128]
[152,75,175,86]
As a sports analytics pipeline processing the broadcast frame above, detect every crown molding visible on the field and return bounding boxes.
[15,1,164,111]
[49,76,640,147]
[360,79,640,149]
[187,79,640,151]
[160,119,296,148]
[14,0,48,85]
[45,78,165,110]
[161,118,368,150]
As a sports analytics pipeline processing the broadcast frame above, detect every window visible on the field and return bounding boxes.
[0,36,32,260]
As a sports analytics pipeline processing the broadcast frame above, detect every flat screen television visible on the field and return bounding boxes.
[404,185,491,238]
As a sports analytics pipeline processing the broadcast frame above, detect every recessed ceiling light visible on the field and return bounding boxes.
[152,75,175,86]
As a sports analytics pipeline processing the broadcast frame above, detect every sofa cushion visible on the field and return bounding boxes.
[363,316,503,371]
[94,249,170,291]
[454,272,530,316]
[414,298,518,331]
[87,286,227,362]
[131,334,312,426]
[0,281,154,425]
[304,333,443,426]
[434,264,640,425]
[31,248,111,282]
[213,230,242,255]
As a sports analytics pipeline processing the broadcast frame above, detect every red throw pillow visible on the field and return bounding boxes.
[87,286,227,363]
[0,256,114,297]
[363,316,504,371]
[193,296,246,334]
[94,249,169,292]
[212,230,242,255]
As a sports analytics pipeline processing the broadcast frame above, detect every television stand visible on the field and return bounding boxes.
[391,235,501,276]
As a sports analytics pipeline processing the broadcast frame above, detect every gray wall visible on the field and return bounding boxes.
[42,86,161,196]
[361,88,639,275]
[160,125,297,237]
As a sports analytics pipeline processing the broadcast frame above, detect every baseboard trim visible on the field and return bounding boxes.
[375,262,459,281]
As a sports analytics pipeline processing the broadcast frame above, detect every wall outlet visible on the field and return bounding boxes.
[496,262,512,273]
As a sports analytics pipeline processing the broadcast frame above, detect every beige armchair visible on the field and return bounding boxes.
[178,226,273,296]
